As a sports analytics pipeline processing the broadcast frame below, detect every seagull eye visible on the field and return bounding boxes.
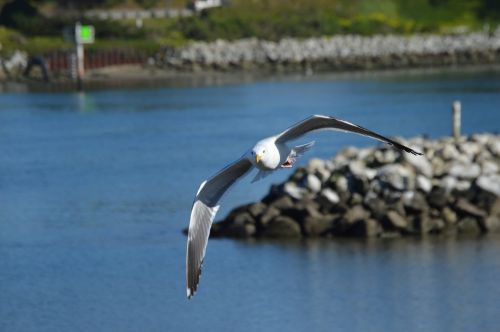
[263,150,266,153]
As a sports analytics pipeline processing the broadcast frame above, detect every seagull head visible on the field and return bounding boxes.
[251,145,267,164]
[250,138,278,169]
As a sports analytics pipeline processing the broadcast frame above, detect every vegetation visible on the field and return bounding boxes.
[0,0,500,56]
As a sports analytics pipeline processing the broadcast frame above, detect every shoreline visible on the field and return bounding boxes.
[3,62,500,92]
[2,31,500,90]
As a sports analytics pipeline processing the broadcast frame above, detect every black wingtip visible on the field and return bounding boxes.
[407,148,423,156]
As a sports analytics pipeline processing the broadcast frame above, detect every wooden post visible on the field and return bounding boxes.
[452,101,461,141]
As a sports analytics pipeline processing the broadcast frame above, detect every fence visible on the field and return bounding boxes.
[45,49,147,74]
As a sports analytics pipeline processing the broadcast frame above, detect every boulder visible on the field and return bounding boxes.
[457,217,481,234]
[478,216,500,233]
[416,175,432,193]
[441,206,458,225]
[376,164,413,191]
[304,174,322,193]
[405,153,433,177]
[428,187,449,208]
[476,174,500,197]
[283,182,308,200]
[347,219,381,237]
[385,210,408,230]
[259,206,281,226]
[448,162,481,180]
[455,198,487,219]
[343,205,370,224]
[303,214,335,236]
[260,216,301,238]
[248,202,267,218]
[402,191,429,214]
[270,195,295,210]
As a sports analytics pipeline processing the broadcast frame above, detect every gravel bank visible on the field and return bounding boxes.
[161,31,500,72]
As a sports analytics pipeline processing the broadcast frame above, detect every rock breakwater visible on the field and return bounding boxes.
[161,31,500,72]
[211,134,500,238]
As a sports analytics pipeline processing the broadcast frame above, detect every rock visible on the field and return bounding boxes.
[412,214,436,234]
[438,144,461,161]
[212,213,256,238]
[448,162,481,179]
[334,176,349,192]
[233,212,255,226]
[405,153,433,177]
[385,210,408,229]
[364,191,387,220]
[259,206,281,226]
[303,214,335,236]
[478,216,500,233]
[376,164,413,191]
[455,180,471,192]
[476,174,500,196]
[223,204,253,222]
[260,216,301,238]
[347,174,369,195]
[457,217,481,234]
[248,202,267,218]
[319,188,340,205]
[316,188,340,212]
[440,176,458,194]
[488,140,500,157]
[459,141,480,158]
[416,175,432,193]
[455,198,487,218]
[374,149,397,165]
[347,219,381,237]
[428,187,449,208]
[307,158,330,181]
[343,205,370,224]
[402,191,428,214]
[304,174,322,193]
[480,160,499,175]
[442,206,458,224]
[283,182,307,200]
[271,195,295,210]
[349,161,376,180]
[261,184,285,204]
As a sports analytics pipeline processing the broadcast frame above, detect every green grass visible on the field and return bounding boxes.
[1,0,499,57]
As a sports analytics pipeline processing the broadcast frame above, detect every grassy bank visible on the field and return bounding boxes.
[1,0,500,57]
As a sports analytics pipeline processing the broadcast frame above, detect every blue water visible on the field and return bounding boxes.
[1,68,500,332]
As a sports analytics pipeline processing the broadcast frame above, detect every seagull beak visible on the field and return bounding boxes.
[255,154,262,163]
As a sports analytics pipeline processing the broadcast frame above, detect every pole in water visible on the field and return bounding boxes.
[75,22,85,90]
[452,101,461,141]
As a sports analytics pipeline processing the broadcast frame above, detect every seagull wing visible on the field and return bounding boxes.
[186,157,253,299]
[275,115,422,155]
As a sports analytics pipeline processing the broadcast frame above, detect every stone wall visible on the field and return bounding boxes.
[211,134,500,238]
[160,31,500,72]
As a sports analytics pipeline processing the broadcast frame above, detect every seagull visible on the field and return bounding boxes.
[186,115,422,298]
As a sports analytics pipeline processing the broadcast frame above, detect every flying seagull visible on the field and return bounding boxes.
[186,115,422,298]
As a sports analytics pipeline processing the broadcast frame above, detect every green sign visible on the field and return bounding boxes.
[76,24,95,44]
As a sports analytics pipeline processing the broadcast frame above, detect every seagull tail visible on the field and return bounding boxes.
[292,141,315,157]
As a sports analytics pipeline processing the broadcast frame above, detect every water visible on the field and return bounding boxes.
[1,67,500,332]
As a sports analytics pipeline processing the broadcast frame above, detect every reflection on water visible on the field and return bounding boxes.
[1,67,500,332]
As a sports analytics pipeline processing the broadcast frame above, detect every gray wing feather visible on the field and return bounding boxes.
[186,157,253,299]
[275,115,422,155]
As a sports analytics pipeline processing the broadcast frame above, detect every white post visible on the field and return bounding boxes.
[75,22,84,90]
[452,101,461,141]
